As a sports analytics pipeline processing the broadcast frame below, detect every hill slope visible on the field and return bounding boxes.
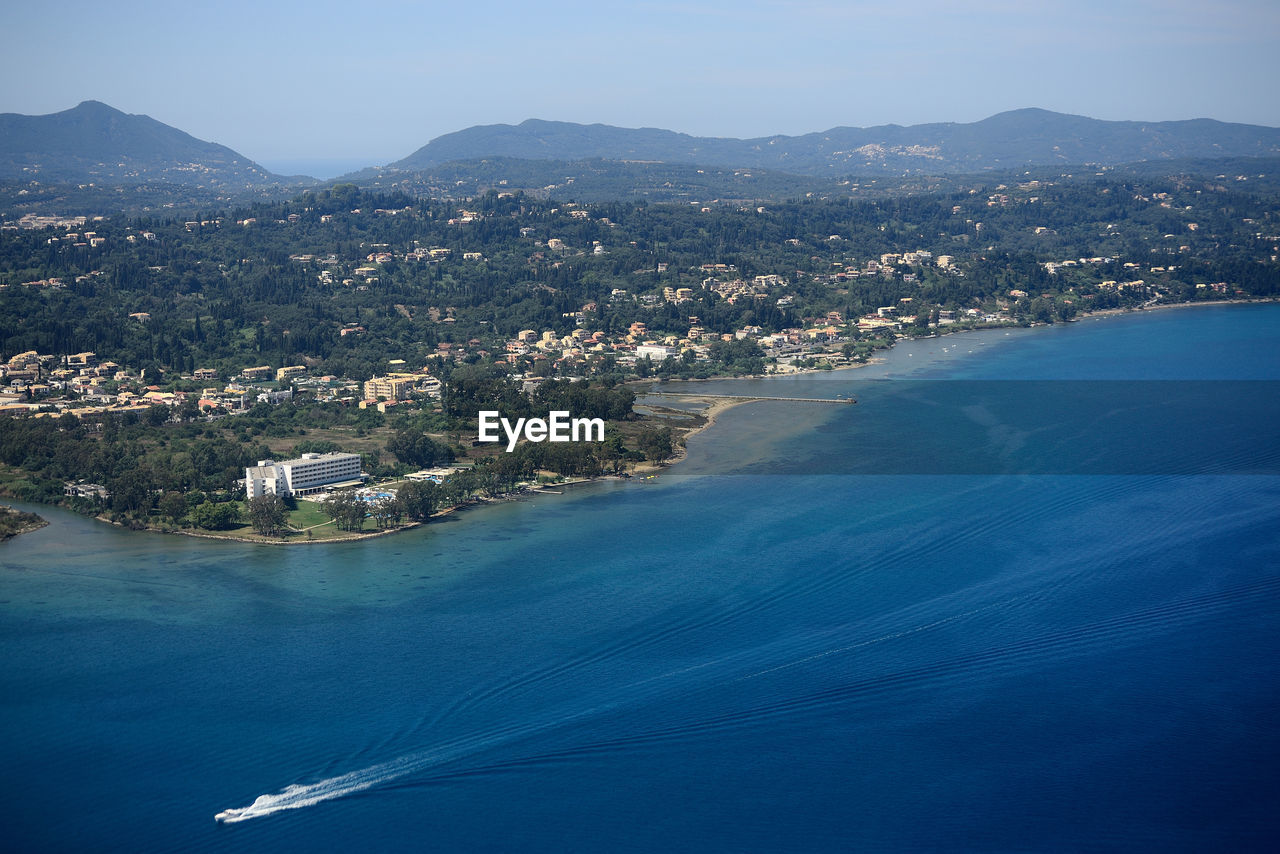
[389,109,1280,176]
[0,101,292,186]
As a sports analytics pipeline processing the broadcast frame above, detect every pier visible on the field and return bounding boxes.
[645,392,855,404]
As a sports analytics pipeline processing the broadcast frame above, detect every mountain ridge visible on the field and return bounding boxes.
[387,108,1280,176]
[4,102,1280,191]
[0,100,299,186]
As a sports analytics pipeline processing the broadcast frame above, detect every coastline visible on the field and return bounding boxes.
[643,396,761,466]
[152,478,607,545]
[1072,296,1276,321]
[640,296,1280,459]
[0,504,49,542]
[11,297,1274,546]
[165,519,423,546]
[693,296,1276,383]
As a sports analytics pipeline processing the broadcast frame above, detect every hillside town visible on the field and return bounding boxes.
[0,347,441,419]
[0,264,1010,422]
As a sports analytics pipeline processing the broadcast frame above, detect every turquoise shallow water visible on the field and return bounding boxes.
[2,304,1279,852]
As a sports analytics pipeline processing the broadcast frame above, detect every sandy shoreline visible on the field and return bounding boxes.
[634,396,757,467]
[641,296,1278,454]
[1072,296,1277,322]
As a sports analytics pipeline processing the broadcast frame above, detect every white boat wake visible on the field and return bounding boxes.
[214,713,613,824]
[215,756,420,823]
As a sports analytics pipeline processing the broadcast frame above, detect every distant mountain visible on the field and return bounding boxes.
[388,109,1280,176]
[352,156,846,204]
[0,101,303,186]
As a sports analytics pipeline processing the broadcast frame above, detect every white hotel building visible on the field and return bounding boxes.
[244,452,364,499]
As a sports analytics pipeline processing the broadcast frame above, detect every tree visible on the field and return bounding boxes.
[387,429,455,468]
[396,480,439,522]
[322,490,367,531]
[56,412,83,437]
[193,500,240,530]
[636,426,675,462]
[247,493,289,536]
[370,495,402,529]
[158,491,188,524]
[110,467,155,515]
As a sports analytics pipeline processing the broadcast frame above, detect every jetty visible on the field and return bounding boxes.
[645,392,855,404]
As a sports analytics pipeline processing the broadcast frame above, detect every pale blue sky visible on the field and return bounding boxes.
[3,0,1277,176]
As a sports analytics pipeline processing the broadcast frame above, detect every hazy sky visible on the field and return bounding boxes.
[3,0,1277,176]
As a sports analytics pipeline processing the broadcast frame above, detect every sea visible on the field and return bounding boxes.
[2,304,1278,852]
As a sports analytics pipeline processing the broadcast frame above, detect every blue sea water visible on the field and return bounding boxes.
[2,304,1279,852]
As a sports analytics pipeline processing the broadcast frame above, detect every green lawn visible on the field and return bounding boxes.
[287,500,336,531]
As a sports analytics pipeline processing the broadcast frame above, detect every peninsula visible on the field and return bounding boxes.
[0,504,47,541]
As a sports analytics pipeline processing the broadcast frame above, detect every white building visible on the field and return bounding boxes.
[636,344,681,361]
[245,452,364,499]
